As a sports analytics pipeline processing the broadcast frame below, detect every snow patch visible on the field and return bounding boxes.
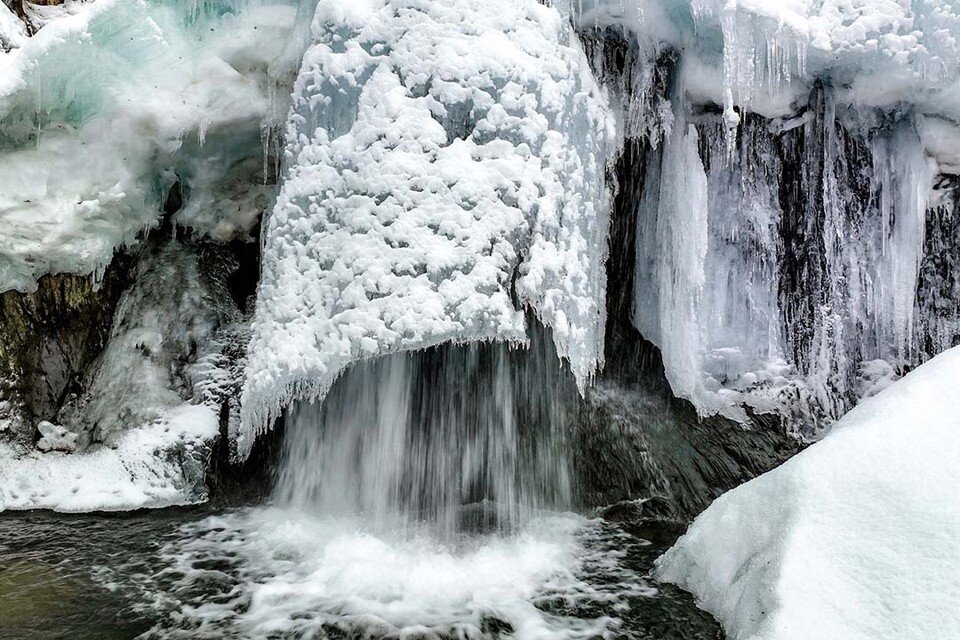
[0,404,218,512]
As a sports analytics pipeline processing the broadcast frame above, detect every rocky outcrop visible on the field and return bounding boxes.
[0,260,130,446]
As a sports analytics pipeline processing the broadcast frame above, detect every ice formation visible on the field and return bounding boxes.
[655,345,960,640]
[0,5,26,52]
[566,0,960,431]
[238,0,618,456]
[1,0,959,516]
[0,0,299,292]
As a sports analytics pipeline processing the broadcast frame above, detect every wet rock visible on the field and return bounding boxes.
[0,264,130,445]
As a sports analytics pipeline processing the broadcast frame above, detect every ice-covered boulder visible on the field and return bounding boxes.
[239,0,618,457]
[35,421,78,453]
[655,345,960,640]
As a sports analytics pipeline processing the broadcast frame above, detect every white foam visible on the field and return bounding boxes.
[135,508,637,639]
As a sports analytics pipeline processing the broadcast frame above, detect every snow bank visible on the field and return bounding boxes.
[0,404,218,512]
[655,345,960,640]
[239,0,617,457]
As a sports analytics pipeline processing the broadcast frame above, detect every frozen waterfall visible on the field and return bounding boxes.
[0,0,957,523]
[2,2,960,638]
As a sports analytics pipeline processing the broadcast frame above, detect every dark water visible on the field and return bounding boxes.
[0,505,721,640]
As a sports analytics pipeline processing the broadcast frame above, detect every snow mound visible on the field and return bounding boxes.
[0,404,218,512]
[239,0,617,457]
[655,345,960,640]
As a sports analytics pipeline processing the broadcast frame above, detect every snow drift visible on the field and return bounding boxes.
[655,345,960,640]
[0,404,217,512]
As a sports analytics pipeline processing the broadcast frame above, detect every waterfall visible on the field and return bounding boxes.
[274,328,573,538]
[120,329,641,640]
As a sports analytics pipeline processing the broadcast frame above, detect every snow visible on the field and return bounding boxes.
[35,421,78,453]
[655,345,960,640]
[0,403,218,512]
[571,0,960,126]
[0,4,26,52]
[238,0,617,457]
[0,0,298,292]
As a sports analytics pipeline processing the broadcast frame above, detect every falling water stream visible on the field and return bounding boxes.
[0,336,723,639]
[276,337,572,537]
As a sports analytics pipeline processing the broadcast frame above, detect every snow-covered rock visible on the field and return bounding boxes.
[0,404,218,512]
[655,345,960,640]
[35,420,78,453]
[238,0,618,457]
[0,4,26,52]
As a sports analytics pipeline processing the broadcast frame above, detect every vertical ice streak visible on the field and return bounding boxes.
[872,127,934,363]
[634,108,711,413]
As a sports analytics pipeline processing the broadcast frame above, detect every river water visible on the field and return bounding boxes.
[0,506,720,640]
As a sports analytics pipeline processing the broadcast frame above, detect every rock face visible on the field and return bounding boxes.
[0,265,129,446]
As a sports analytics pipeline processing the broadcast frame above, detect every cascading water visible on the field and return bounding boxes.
[118,334,697,639]
[275,332,572,539]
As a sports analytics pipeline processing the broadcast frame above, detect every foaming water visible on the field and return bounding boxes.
[140,337,615,638]
[132,508,637,639]
[1,507,723,640]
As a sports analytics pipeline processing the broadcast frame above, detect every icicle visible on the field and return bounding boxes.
[872,126,935,363]
[634,100,713,413]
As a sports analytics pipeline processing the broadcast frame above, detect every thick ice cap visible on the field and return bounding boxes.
[237,0,618,459]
